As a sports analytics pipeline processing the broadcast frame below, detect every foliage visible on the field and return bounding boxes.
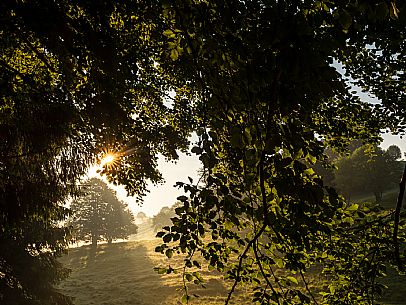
[1,0,192,302]
[136,212,148,221]
[2,0,406,304]
[69,178,137,246]
[334,145,403,202]
[0,210,72,305]
[153,1,406,305]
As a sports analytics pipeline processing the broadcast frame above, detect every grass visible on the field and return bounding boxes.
[58,189,406,305]
[58,238,406,305]
[352,188,406,305]
[58,239,251,305]
[353,188,405,210]
[379,268,406,305]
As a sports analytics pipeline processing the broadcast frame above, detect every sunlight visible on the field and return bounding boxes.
[100,153,116,166]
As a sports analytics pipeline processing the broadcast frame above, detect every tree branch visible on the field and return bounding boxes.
[225,223,267,305]
[299,269,319,305]
[253,241,281,305]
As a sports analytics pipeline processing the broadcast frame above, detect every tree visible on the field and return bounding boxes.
[153,1,406,304]
[335,145,403,202]
[152,204,180,232]
[1,1,191,303]
[69,178,137,246]
[2,1,406,304]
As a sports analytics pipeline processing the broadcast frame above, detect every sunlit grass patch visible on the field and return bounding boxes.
[58,233,406,305]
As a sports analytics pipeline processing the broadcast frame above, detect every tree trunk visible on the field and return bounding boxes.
[374,191,382,203]
[91,233,98,248]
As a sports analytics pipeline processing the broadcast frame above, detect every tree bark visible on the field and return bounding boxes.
[374,191,382,203]
[91,233,98,248]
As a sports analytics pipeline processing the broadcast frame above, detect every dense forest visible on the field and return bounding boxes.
[1,1,406,304]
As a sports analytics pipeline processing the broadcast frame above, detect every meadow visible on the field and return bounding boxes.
[57,238,254,305]
[58,190,406,305]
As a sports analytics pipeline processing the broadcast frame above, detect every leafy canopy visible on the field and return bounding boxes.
[153,1,406,304]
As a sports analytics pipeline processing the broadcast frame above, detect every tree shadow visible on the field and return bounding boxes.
[58,241,172,305]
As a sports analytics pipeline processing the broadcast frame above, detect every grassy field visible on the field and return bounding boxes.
[58,190,406,305]
[353,188,405,209]
[58,238,406,305]
[58,238,253,305]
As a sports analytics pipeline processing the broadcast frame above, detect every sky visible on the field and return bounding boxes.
[88,151,201,217]
[86,132,405,218]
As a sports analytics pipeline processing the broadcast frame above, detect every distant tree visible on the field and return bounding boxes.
[135,212,148,222]
[69,178,137,246]
[313,140,364,187]
[334,145,403,202]
[152,204,180,232]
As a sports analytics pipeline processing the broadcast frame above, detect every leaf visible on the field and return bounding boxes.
[304,168,315,176]
[338,9,352,30]
[191,146,202,155]
[181,294,190,303]
[165,249,173,258]
[163,29,175,37]
[163,234,172,243]
[170,49,179,61]
[346,204,359,212]
[154,267,167,275]
[390,2,399,19]
[156,231,165,238]
[286,276,298,285]
[193,260,201,268]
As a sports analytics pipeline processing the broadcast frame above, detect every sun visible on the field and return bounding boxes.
[100,153,116,167]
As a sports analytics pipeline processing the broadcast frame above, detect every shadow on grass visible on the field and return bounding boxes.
[58,242,174,305]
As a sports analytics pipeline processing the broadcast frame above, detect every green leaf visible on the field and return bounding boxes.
[181,294,190,303]
[338,9,352,30]
[154,267,167,275]
[165,249,173,258]
[286,276,298,285]
[170,49,179,61]
[163,29,175,38]
[185,273,193,281]
[347,204,359,212]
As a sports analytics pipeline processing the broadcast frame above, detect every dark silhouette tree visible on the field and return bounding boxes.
[0,1,190,303]
[69,178,137,246]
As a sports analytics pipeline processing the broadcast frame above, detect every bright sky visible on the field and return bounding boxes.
[88,151,201,217]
